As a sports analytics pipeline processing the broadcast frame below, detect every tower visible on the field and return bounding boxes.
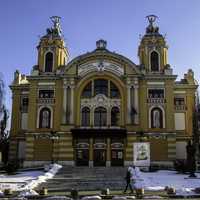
[37,16,69,73]
[138,15,168,73]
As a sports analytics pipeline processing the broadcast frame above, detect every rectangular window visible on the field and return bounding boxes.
[174,97,185,105]
[39,90,54,98]
[148,89,164,98]
[21,97,29,112]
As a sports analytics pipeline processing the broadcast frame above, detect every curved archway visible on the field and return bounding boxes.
[45,52,53,72]
[150,51,159,72]
[81,107,90,126]
[111,107,120,126]
[39,107,51,128]
[94,107,107,126]
[149,107,164,128]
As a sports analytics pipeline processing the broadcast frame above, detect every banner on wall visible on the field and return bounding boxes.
[133,142,150,167]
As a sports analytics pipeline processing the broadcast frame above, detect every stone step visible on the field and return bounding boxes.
[37,166,127,191]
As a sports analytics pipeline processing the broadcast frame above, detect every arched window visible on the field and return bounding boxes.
[150,51,159,72]
[94,107,107,126]
[111,107,120,126]
[39,107,51,128]
[45,52,53,72]
[151,107,163,128]
[110,81,120,98]
[81,107,90,126]
[94,79,108,96]
[82,82,92,98]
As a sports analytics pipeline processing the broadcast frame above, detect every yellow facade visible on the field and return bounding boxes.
[9,16,198,167]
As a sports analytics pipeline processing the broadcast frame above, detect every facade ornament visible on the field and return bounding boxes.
[81,94,120,110]
[97,61,105,72]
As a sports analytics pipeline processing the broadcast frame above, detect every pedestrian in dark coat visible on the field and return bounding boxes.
[123,167,133,194]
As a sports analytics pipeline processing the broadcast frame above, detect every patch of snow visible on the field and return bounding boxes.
[0,190,4,197]
[44,196,72,200]
[21,164,62,191]
[130,168,200,194]
[18,189,39,197]
[82,196,102,200]
[0,163,62,193]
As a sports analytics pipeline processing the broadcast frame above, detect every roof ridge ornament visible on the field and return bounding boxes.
[145,15,159,35]
[96,39,107,49]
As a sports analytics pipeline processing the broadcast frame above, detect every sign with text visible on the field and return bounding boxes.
[133,142,150,167]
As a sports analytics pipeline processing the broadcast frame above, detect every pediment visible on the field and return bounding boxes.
[62,51,141,77]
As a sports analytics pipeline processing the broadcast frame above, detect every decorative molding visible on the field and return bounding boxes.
[147,81,165,85]
[81,94,120,110]
[78,61,124,77]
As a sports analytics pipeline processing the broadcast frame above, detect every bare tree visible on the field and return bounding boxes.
[0,73,9,164]
[0,74,9,139]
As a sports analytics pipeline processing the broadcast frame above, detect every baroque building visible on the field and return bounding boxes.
[10,16,198,167]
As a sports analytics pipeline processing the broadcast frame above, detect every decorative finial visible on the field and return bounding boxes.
[145,15,159,34]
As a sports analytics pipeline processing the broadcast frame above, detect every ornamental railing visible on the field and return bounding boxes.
[174,105,186,111]
[37,98,55,104]
[147,98,166,104]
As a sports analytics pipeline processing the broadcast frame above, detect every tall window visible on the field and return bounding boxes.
[151,107,163,128]
[94,107,107,126]
[111,107,120,126]
[81,107,90,126]
[21,97,29,112]
[150,51,159,72]
[110,81,120,98]
[82,82,92,98]
[94,79,108,96]
[39,107,51,128]
[45,52,53,72]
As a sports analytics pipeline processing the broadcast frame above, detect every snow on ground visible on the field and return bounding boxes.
[0,165,199,195]
[133,169,200,194]
[0,163,62,192]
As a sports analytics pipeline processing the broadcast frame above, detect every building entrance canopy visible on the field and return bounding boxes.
[71,128,127,138]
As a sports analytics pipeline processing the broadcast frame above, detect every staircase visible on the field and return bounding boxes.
[37,166,127,192]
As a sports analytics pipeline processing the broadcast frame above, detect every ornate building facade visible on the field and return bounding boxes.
[10,16,198,167]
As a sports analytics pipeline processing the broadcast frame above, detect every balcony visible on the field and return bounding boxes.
[174,105,186,111]
[37,98,55,104]
[147,98,166,104]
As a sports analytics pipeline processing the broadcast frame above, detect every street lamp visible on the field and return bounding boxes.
[50,131,59,164]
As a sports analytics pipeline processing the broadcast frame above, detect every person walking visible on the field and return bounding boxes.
[123,167,133,194]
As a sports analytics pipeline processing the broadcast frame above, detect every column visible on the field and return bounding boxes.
[89,138,93,167]
[107,107,111,126]
[62,86,67,124]
[127,85,131,124]
[70,86,74,124]
[134,85,139,124]
[106,138,111,167]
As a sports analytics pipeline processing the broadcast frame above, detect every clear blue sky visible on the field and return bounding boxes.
[1,0,200,122]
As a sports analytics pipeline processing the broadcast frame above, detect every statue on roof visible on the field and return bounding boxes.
[46,16,62,37]
[146,15,159,34]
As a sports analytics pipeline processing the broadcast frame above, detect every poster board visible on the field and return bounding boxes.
[133,142,150,167]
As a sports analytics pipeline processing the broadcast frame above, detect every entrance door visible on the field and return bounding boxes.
[111,149,124,166]
[94,149,106,166]
[76,149,89,166]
